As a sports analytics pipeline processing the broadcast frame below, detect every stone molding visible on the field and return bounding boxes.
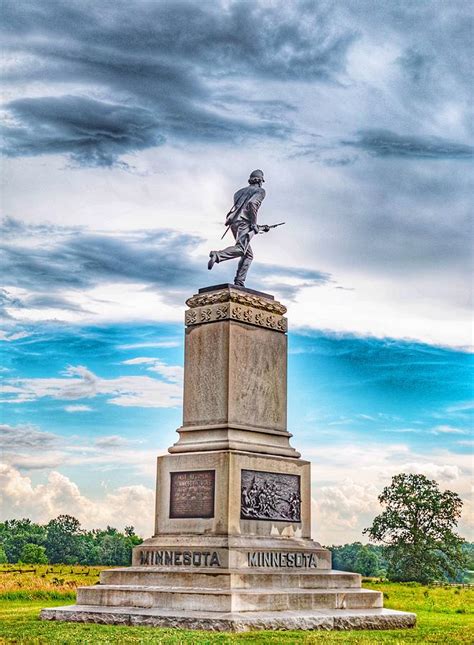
[186,288,287,315]
[185,300,287,333]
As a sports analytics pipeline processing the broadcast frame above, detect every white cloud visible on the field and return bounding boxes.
[0,330,31,342]
[122,357,183,384]
[430,425,468,435]
[0,422,164,477]
[95,435,140,448]
[2,364,182,408]
[65,404,92,412]
[0,464,154,536]
[289,277,472,350]
[399,462,461,481]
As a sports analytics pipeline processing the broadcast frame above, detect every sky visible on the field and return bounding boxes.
[0,0,473,544]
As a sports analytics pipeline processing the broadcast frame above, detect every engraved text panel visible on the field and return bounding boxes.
[170,470,215,519]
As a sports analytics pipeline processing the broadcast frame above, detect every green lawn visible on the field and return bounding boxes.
[0,581,472,644]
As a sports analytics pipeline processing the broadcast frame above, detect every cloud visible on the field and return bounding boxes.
[0,424,66,470]
[0,329,31,341]
[345,129,474,159]
[430,425,468,435]
[95,435,135,448]
[2,96,165,168]
[0,223,204,299]
[1,363,182,408]
[0,423,60,450]
[315,479,380,534]
[0,463,154,535]
[0,0,360,165]
[64,404,91,413]
[399,462,461,481]
[256,264,332,301]
[122,357,183,383]
[0,418,164,475]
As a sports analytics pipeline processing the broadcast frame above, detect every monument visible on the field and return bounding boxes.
[41,282,416,631]
[42,171,415,630]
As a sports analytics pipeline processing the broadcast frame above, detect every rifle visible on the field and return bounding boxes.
[240,222,285,254]
[258,222,285,233]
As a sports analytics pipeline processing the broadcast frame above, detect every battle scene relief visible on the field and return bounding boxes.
[240,469,301,522]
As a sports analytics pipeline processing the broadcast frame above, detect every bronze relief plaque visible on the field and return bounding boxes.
[170,470,215,519]
[241,469,301,522]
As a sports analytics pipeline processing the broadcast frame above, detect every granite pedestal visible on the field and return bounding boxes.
[41,284,415,631]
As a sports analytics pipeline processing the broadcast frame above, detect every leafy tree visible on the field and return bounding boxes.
[0,545,8,564]
[19,543,48,564]
[0,519,46,563]
[364,473,466,583]
[45,515,82,564]
[462,542,474,571]
[354,545,382,577]
[93,526,142,566]
[329,542,386,577]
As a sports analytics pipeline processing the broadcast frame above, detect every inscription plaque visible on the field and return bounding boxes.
[170,470,215,519]
[241,469,301,522]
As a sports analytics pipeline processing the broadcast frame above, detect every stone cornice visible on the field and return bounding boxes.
[185,288,287,333]
[186,287,287,315]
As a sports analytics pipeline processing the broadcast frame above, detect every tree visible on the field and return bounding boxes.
[364,473,466,583]
[0,545,7,564]
[0,519,46,563]
[45,515,82,564]
[354,545,383,577]
[329,542,386,577]
[19,543,48,564]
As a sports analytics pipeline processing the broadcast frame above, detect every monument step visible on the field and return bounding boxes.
[41,604,416,631]
[100,567,361,590]
[77,585,383,612]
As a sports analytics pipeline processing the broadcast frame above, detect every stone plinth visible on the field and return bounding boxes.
[42,284,415,632]
[153,451,311,537]
[171,284,299,458]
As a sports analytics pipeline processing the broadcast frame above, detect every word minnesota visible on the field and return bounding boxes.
[248,551,318,568]
[139,550,221,567]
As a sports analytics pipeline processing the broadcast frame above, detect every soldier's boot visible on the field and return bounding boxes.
[208,251,219,270]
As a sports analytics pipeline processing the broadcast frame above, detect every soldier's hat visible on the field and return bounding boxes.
[249,169,265,182]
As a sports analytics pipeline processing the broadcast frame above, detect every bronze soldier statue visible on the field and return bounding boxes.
[208,169,272,287]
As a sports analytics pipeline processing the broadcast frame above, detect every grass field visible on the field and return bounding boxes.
[0,566,473,644]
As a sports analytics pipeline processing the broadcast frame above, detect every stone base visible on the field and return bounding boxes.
[41,563,416,632]
[41,605,416,632]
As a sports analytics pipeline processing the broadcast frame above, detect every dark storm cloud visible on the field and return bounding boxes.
[345,130,474,160]
[1,219,331,311]
[1,0,354,82]
[1,225,202,292]
[0,0,354,165]
[3,96,164,167]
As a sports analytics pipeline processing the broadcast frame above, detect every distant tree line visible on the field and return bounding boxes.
[326,541,473,583]
[0,515,142,565]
